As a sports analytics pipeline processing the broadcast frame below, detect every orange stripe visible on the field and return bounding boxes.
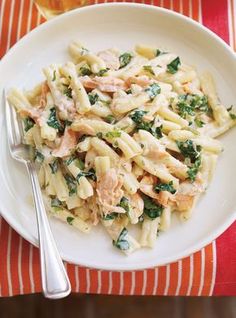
[191,0,200,21]
[10,230,21,295]
[178,256,191,295]
[156,266,166,294]
[100,270,110,294]
[182,0,190,16]
[163,0,171,9]
[89,269,98,293]
[201,244,213,295]
[230,0,236,51]
[153,0,161,6]
[173,0,180,12]
[134,271,144,294]
[190,250,202,295]
[30,1,39,30]
[9,0,21,47]
[78,267,87,293]
[0,0,11,57]
[0,221,10,296]
[123,271,132,295]
[20,0,31,38]
[167,262,179,295]
[145,269,155,294]
[21,239,32,294]
[66,263,76,291]
[111,272,120,294]
[32,246,41,293]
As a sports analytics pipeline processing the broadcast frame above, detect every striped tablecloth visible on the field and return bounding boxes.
[0,0,236,297]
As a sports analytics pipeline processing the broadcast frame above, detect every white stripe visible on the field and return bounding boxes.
[86,268,90,293]
[26,0,33,33]
[130,271,135,295]
[75,266,79,293]
[179,0,183,14]
[16,0,24,40]
[209,241,217,296]
[163,264,170,295]
[186,254,194,296]
[119,272,124,295]
[228,0,235,48]
[7,227,13,296]
[189,0,193,19]
[152,268,158,295]
[198,0,202,23]
[97,270,102,294]
[0,0,6,41]
[108,271,112,294]
[18,237,23,294]
[160,0,164,7]
[6,0,15,52]
[175,260,182,295]
[170,0,174,10]
[141,270,147,295]
[150,0,154,6]
[0,218,2,296]
[29,245,35,293]
[198,248,205,296]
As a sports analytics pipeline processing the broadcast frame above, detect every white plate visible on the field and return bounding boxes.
[0,3,236,271]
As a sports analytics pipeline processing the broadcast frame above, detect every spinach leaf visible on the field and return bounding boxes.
[51,197,63,208]
[102,212,118,221]
[105,115,116,124]
[49,159,59,174]
[119,53,132,69]
[187,157,201,182]
[227,106,236,119]
[66,216,74,225]
[143,195,163,219]
[64,174,77,196]
[47,107,63,132]
[154,181,176,194]
[167,57,181,74]
[177,94,209,119]
[97,68,109,77]
[113,228,130,251]
[145,83,161,100]
[79,66,92,76]
[63,85,72,98]
[77,168,97,182]
[129,110,148,124]
[194,118,205,127]
[23,117,35,132]
[118,197,130,213]
[96,132,103,139]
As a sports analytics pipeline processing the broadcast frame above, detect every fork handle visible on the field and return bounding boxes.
[26,161,71,299]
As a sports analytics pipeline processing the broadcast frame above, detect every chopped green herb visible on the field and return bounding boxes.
[167,57,181,74]
[143,195,163,219]
[51,198,63,211]
[102,212,118,221]
[75,158,85,170]
[23,117,35,132]
[97,68,109,77]
[79,66,92,76]
[80,47,89,56]
[227,106,236,119]
[88,92,99,105]
[194,118,205,127]
[76,169,97,183]
[34,149,44,164]
[118,197,130,213]
[154,181,176,194]
[47,107,63,132]
[156,49,161,57]
[138,214,144,223]
[96,132,103,139]
[105,115,116,124]
[145,83,161,100]
[113,228,130,251]
[154,125,163,139]
[143,65,155,75]
[66,216,74,225]
[176,140,201,163]
[119,53,132,69]
[64,174,77,196]
[52,70,56,81]
[105,130,121,138]
[129,110,148,123]
[126,89,132,94]
[177,94,209,119]
[63,85,72,98]
[187,157,201,182]
[64,156,76,166]
[49,159,59,174]
[64,120,72,126]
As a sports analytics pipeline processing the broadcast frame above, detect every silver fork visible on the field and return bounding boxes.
[4,90,71,299]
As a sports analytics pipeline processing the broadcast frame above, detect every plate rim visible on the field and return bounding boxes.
[0,2,236,270]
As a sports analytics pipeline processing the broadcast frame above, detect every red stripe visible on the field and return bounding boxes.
[78,267,87,293]
[145,269,155,294]
[111,272,120,294]
[156,266,166,294]
[67,263,76,291]
[89,269,98,293]
[201,0,230,44]
[21,239,32,294]
[32,246,41,293]
[0,221,10,296]
[123,271,132,295]
[134,271,144,294]
[0,0,11,58]
[167,262,178,295]
[9,230,20,295]
[9,0,21,48]
[214,222,236,295]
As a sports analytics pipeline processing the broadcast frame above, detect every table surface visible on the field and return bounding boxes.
[0,0,236,297]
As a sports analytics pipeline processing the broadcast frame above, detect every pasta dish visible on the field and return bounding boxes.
[8,42,236,254]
